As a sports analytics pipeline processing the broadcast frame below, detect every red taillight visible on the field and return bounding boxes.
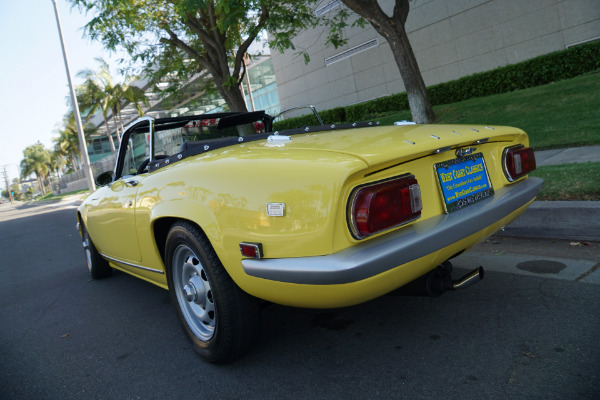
[349,175,422,239]
[503,146,536,181]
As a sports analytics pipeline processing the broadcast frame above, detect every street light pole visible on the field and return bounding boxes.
[51,0,96,192]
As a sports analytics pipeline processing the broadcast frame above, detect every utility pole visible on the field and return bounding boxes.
[51,0,96,192]
[1,165,14,204]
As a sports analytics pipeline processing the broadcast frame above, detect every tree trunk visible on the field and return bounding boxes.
[116,106,125,137]
[70,151,78,171]
[217,81,248,112]
[385,23,435,124]
[102,114,116,152]
[341,0,435,123]
[36,175,46,197]
[112,114,122,145]
[161,21,249,113]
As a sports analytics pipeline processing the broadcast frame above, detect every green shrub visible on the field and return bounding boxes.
[345,93,409,121]
[273,114,319,131]
[428,41,600,105]
[273,106,347,131]
[272,40,600,129]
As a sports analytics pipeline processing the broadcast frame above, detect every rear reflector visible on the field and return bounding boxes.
[503,146,536,181]
[349,175,422,239]
[240,242,263,259]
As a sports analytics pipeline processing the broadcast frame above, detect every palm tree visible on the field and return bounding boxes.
[77,58,149,147]
[111,79,149,135]
[20,143,51,197]
[77,76,117,152]
[53,114,97,172]
[50,149,67,178]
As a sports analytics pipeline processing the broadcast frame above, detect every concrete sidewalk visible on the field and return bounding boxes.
[500,145,600,241]
[534,145,600,166]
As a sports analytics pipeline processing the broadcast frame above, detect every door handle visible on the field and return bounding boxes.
[125,180,139,187]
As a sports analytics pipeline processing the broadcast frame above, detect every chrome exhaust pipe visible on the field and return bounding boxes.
[390,262,484,297]
[452,266,484,290]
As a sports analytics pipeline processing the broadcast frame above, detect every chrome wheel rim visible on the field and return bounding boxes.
[172,244,216,341]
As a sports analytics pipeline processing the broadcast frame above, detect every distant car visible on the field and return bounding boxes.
[77,109,542,363]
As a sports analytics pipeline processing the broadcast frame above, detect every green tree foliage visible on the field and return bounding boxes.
[50,148,67,178]
[9,182,23,201]
[77,58,148,150]
[53,114,98,172]
[20,143,52,197]
[70,0,321,112]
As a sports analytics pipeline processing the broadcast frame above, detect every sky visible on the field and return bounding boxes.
[0,0,122,184]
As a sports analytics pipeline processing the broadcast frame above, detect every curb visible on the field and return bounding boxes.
[498,201,600,241]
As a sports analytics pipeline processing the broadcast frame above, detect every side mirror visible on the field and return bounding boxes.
[95,171,114,187]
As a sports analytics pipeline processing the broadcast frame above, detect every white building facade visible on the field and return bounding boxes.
[271,0,600,114]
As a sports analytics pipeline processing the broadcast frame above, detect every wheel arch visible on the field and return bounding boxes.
[153,217,211,272]
[76,211,83,234]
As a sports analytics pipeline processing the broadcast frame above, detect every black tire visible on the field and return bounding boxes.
[165,221,260,363]
[82,224,112,279]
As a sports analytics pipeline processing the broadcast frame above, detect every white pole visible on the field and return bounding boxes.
[51,0,96,192]
[244,53,256,112]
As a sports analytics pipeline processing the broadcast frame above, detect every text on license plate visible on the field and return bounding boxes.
[435,153,494,213]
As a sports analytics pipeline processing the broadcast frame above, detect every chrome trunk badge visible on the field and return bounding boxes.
[267,203,285,217]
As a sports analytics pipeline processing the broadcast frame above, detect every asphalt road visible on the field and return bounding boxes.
[1,200,599,400]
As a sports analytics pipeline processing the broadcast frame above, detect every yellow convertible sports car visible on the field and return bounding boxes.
[77,110,542,363]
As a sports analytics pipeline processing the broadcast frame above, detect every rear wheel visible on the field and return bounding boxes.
[165,222,260,363]
[81,224,112,279]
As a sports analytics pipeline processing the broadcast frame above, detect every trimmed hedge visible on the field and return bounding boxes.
[273,40,600,130]
[273,107,347,131]
[427,40,600,106]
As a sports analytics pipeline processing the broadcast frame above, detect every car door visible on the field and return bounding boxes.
[85,118,153,264]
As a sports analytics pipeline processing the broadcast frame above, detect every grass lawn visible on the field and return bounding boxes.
[378,72,600,150]
[38,189,89,202]
[377,74,600,200]
[530,162,600,201]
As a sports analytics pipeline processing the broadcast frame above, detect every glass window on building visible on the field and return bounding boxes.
[167,57,281,119]
[245,58,280,116]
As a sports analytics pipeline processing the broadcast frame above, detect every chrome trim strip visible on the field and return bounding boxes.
[100,254,165,274]
[502,144,525,182]
[274,105,324,126]
[242,177,543,285]
[113,116,155,180]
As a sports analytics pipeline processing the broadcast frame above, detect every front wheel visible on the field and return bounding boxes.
[81,224,112,279]
[165,222,260,363]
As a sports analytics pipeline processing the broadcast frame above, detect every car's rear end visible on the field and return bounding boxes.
[237,123,542,307]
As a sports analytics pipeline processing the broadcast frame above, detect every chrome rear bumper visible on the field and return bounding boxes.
[242,177,543,285]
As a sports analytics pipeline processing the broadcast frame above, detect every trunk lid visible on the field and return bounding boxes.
[255,124,526,169]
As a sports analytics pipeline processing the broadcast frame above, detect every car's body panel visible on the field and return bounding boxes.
[78,117,540,309]
[240,178,541,308]
[236,201,533,308]
[243,177,542,285]
[82,181,144,262]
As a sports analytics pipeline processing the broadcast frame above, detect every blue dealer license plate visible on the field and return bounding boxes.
[435,153,494,213]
